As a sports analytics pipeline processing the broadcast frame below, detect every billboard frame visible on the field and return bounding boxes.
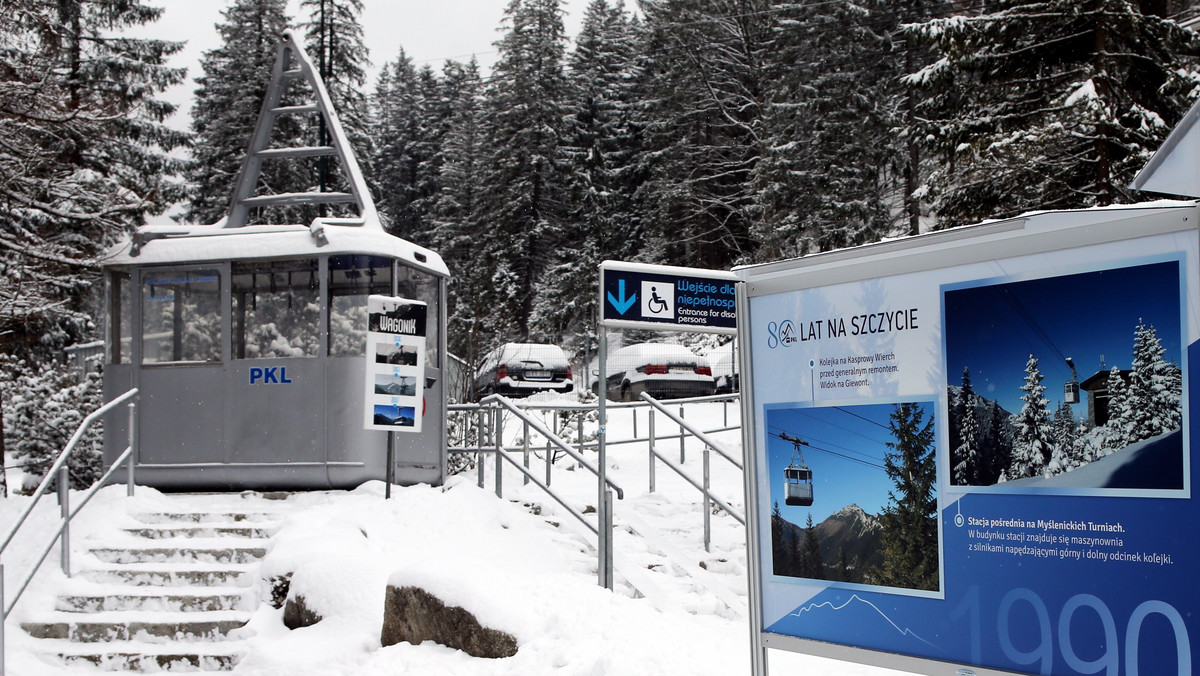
[735,201,1200,676]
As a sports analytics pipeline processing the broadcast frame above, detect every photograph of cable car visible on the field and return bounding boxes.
[942,259,1185,492]
[766,400,939,593]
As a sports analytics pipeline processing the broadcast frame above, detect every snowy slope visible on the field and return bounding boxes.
[0,400,915,675]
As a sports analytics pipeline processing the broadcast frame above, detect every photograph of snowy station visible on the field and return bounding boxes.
[766,401,940,594]
[942,258,1185,492]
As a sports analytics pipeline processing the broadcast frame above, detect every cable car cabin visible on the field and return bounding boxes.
[101,225,448,490]
[99,31,450,490]
[784,465,813,507]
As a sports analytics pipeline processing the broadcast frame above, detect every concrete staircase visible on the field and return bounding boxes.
[19,508,281,671]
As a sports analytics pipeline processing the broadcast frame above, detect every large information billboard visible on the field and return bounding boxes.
[738,203,1200,675]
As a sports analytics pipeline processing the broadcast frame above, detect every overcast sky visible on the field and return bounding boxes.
[144,0,586,131]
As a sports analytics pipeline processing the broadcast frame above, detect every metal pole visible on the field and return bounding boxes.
[679,405,686,463]
[1,563,6,676]
[648,411,656,493]
[126,401,137,496]
[597,324,611,590]
[476,407,485,489]
[57,467,69,577]
[632,408,637,439]
[703,447,711,553]
[736,280,769,676]
[386,433,394,499]
[523,420,530,486]
[494,410,503,499]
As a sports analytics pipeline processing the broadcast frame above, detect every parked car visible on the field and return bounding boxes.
[600,343,716,401]
[708,345,739,394]
[474,343,574,399]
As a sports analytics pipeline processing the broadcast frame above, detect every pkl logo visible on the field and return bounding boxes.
[766,320,797,349]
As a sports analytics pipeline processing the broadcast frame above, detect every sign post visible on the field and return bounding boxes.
[365,296,428,497]
[597,261,740,589]
[736,203,1200,676]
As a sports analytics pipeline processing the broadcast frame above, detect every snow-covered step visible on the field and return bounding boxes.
[124,524,278,539]
[89,545,268,565]
[20,610,254,643]
[54,588,257,613]
[77,566,255,588]
[39,638,245,671]
[131,511,281,525]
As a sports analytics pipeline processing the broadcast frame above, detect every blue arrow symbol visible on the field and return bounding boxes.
[607,279,637,316]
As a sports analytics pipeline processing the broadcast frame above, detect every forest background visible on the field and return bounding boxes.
[4,0,1200,493]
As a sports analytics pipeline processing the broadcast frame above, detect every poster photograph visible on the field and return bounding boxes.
[742,209,1200,676]
[766,401,939,595]
[364,296,427,433]
[943,259,1185,493]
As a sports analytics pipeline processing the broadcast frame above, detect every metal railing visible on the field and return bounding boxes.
[448,392,743,557]
[0,388,139,676]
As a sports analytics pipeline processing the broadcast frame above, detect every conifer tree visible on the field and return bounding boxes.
[1010,355,1052,479]
[185,0,296,225]
[372,49,433,240]
[798,513,825,579]
[0,0,186,359]
[637,0,769,268]
[753,0,903,258]
[905,0,1200,226]
[1129,320,1182,440]
[532,0,643,354]
[877,402,938,591]
[1103,365,1133,451]
[952,367,981,484]
[477,0,571,341]
[301,0,373,202]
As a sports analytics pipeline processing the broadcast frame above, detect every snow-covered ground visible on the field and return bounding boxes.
[0,400,915,675]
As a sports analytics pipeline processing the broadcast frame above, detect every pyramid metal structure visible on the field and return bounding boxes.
[224,31,380,230]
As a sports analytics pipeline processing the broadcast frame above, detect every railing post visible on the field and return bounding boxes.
[523,420,530,486]
[648,411,656,493]
[602,488,614,590]
[57,468,70,577]
[1,562,6,676]
[703,447,712,553]
[632,408,637,439]
[476,407,485,489]
[679,405,686,463]
[126,401,137,496]
[494,407,503,499]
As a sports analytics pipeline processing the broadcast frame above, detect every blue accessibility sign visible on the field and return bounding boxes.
[600,261,738,333]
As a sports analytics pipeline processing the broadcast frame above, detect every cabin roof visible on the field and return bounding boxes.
[103,220,449,277]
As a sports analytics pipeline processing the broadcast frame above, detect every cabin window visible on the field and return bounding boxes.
[328,254,393,357]
[232,259,320,359]
[107,271,131,364]
[141,269,222,364]
[396,264,441,368]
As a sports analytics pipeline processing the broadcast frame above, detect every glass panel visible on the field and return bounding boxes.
[141,269,221,364]
[396,263,441,368]
[232,259,320,359]
[108,271,131,364]
[328,254,393,357]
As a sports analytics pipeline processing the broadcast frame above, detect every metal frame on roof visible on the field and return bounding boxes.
[224,30,379,230]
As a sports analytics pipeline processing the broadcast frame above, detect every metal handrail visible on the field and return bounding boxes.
[0,387,138,555]
[481,394,624,500]
[646,446,744,526]
[638,392,742,469]
[0,388,138,676]
[491,446,597,536]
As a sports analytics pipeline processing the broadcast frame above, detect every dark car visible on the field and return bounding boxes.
[475,343,574,399]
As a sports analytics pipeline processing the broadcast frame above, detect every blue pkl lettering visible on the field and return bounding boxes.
[249,366,293,385]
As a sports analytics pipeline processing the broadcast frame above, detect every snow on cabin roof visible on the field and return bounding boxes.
[103,220,449,277]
